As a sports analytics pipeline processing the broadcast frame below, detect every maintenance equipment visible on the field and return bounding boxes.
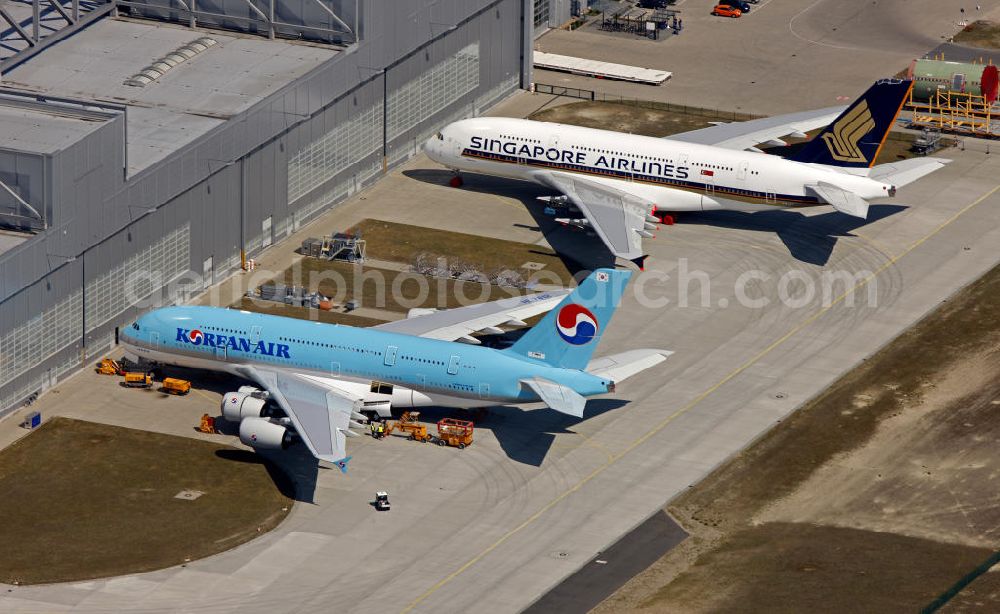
[198,414,217,433]
[906,60,1000,138]
[374,491,390,511]
[124,372,153,388]
[371,411,433,442]
[161,378,191,395]
[95,358,123,375]
[299,232,366,263]
[911,128,943,155]
[436,418,474,449]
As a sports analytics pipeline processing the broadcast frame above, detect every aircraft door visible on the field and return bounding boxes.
[547,134,561,169]
[250,326,262,343]
[738,161,749,180]
[447,355,460,375]
[150,331,159,347]
[384,345,398,366]
[479,383,490,398]
[330,361,340,376]
[216,345,227,360]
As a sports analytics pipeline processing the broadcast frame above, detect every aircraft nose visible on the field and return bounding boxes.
[423,135,443,162]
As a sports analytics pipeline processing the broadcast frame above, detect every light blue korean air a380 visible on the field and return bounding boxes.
[120,269,670,472]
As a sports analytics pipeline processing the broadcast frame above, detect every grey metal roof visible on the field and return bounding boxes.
[0,98,111,155]
[0,230,29,257]
[3,18,339,174]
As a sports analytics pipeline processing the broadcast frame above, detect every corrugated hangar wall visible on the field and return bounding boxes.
[0,0,529,415]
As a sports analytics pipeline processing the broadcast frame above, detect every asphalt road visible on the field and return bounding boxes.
[523,511,688,614]
[535,0,995,114]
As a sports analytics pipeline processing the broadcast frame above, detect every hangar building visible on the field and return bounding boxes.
[0,0,551,416]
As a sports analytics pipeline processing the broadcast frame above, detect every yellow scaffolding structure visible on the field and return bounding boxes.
[908,89,996,138]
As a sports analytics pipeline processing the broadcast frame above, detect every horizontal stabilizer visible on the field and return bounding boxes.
[868,157,950,188]
[807,181,869,219]
[520,377,586,418]
[587,349,673,383]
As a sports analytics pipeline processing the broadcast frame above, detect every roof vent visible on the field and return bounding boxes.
[124,37,218,87]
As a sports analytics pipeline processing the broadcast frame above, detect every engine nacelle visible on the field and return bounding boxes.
[237,385,269,400]
[239,417,291,450]
[221,391,267,422]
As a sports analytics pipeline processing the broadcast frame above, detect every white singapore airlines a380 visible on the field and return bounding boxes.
[425,79,949,268]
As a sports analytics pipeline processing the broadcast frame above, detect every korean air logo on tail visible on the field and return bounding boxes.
[822,99,875,163]
[188,329,205,345]
[556,304,598,345]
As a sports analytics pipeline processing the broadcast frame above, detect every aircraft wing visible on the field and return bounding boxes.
[236,365,363,471]
[371,289,569,343]
[538,171,655,265]
[666,106,845,151]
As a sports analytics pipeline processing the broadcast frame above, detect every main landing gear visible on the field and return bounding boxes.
[448,173,463,188]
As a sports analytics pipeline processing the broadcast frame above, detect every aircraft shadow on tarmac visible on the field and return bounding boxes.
[410,399,630,467]
[403,169,907,269]
[679,204,907,266]
[216,448,311,502]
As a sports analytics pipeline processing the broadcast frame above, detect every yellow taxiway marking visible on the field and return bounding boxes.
[401,183,1000,613]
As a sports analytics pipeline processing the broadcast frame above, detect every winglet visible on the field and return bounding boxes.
[630,255,648,271]
[333,456,352,474]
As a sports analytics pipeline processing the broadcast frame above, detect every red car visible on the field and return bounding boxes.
[712,5,742,17]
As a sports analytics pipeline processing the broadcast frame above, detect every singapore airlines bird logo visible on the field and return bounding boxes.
[822,99,875,163]
[556,304,599,345]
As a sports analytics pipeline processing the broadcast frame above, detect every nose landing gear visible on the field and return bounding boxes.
[448,174,463,188]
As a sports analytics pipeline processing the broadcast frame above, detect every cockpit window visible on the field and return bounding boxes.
[436,132,443,140]
[132,322,140,331]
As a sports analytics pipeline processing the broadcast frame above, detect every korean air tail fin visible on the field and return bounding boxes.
[790,79,912,169]
[507,268,631,370]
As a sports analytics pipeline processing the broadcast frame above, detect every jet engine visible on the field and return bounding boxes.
[239,417,292,450]
[221,390,267,422]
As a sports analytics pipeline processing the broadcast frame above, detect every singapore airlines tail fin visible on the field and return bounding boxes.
[790,79,912,169]
[507,268,630,370]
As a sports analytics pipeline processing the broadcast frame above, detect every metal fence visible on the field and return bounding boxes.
[534,83,595,100]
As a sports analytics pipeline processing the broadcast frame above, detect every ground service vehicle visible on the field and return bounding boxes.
[161,378,191,395]
[124,372,153,388]
[95,358,122,375]
[371,411,433,442]
[436,418,474,449]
